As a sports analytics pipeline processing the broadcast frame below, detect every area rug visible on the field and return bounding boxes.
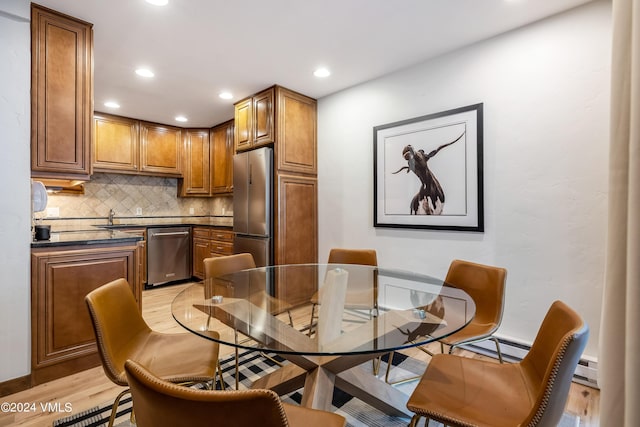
[54,351,581,427]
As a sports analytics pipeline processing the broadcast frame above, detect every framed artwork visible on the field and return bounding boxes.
[373,103,483,231]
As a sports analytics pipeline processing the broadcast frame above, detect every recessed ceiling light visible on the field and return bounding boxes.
[135,68,155,78]
[175,116,188,123]
[313,67,331,78]
[145,0,169,6]
[219,92,233,100]
[104,101,120,109]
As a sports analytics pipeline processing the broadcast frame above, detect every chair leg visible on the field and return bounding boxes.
[107,388,130,427]
[217,359,226,390]
[449,337,504,363]
[491,336,504,363]
[372,355,381,375]
[234,330,240,390]
[308,303,317,336]
[384,351,422,385]
[409,414,422,427]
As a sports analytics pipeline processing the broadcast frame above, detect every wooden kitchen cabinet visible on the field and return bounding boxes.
[234,87,274,152]
[93,113,183,177]
[275,174,318,266]
[31,243,140,385]
[140,121,183,176]
[31,4,93,180]
[275,89,317,175]
[93,113,139,173]
[210,120,234,194]
[192,227,234,279]
[179,129,210,196]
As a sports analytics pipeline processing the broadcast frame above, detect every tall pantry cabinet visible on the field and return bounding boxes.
[234,85,318,269]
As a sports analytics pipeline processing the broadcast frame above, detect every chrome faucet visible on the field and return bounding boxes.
[108,209,115,225]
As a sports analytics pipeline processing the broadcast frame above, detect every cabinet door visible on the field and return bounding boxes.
[253,87,275,147]
[211,120,234,194]
[31,4,93,180]
[193,237,211,279]
[180,129,210,196]
[275,174,318,265]
[93,113,139,173]
[140,122,182,176]
[31,245,138,385]
[276,87,317,175]
[234,98,252,152]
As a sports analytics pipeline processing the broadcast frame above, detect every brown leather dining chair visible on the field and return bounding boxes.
[386,259,506,383]
[439,259,507,361]
[406,300,589,427]
[125,359,346,427]
[85,278,223,427]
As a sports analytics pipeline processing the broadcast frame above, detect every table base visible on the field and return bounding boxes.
[251,352,412,417]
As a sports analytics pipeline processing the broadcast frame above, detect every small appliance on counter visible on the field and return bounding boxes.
[31,180,50,240]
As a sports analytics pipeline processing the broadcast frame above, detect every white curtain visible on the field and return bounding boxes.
[599,0,640,425]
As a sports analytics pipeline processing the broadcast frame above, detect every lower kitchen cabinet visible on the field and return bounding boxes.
[30,243,141,385]
[192,227,234,279]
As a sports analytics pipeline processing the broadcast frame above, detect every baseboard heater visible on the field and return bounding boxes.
[462,337,599,389]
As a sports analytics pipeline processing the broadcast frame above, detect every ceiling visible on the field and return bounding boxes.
[35,0,594,127]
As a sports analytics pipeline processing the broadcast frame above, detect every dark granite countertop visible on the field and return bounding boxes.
[30,217,233,248]
[31,229,144,248]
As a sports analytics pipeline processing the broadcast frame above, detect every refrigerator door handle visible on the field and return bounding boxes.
[249,163,252,184]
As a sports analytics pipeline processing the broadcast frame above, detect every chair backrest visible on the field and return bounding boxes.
[444,259,506,331]
[520,300,589,427]
[125,359,290,427]
[204,253,256,280]
[85,278,150,386]
[327,248,377,266]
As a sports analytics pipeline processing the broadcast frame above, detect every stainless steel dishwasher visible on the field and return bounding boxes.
[147,227,191,287]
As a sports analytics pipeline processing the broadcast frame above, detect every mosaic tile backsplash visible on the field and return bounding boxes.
[39,173,233,223]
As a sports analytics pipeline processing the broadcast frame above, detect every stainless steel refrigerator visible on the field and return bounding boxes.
[233,147,273,267]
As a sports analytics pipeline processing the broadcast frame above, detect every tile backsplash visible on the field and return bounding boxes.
[40,173,233,221]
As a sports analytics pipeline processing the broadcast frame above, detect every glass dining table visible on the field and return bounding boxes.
[171,263,475,417]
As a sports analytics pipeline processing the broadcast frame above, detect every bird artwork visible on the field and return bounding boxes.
[392,132,465,215]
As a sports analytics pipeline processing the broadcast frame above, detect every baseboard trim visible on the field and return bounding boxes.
[0,374,32,397]
[462,337,599,389]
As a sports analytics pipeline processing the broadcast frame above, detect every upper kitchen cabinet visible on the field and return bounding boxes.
[178,128,210,196]
[275,88,317,175]
[93,113,139,173]
[139,121,182,176]
[234,86,316,175]
[234,87,274,152]
[93,114,182,177]
[210,120,234,194]
[31,4,93,180]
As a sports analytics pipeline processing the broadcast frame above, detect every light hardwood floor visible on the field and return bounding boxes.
[0,283,600,426]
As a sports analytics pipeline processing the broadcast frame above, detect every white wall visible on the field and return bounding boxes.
[318,0,610,359]
[0,0,32,382]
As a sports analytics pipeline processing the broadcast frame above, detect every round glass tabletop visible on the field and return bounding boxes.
[172,263,475,356]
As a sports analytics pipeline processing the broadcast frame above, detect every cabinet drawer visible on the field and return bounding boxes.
[210,241,233,256]
[193,227,211,239]
[210,229,233,242]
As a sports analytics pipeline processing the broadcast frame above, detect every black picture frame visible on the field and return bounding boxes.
[373,103,484,232]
